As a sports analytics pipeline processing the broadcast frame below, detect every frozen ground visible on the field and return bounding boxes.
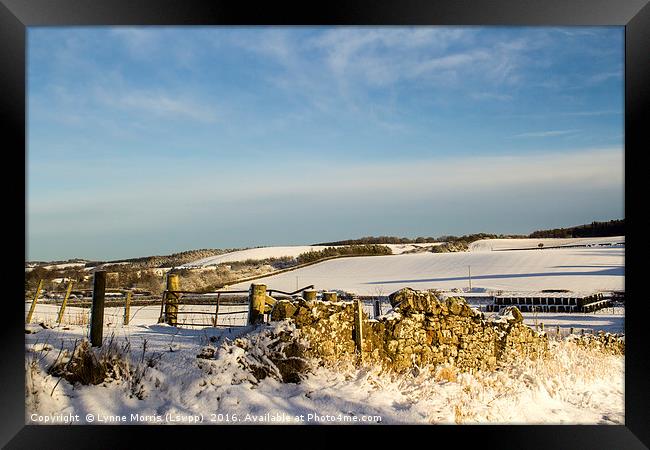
[469,236,624,252]
[226,246,624,295]
[25,320,624,425]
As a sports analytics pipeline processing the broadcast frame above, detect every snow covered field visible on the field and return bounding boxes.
[25,321,624,425]
[179,246,333,267]
[178,237,623,269]
[226,246,624,295]
[179,243,444,268]
[469,236,624,252]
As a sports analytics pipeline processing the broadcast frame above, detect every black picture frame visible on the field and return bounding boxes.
[3,0,647,447]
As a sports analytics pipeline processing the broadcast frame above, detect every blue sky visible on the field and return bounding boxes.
[27,26,624,261]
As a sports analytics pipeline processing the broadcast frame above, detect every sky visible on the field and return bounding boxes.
[27,26,624,261]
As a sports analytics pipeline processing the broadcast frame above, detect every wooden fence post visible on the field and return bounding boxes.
[213,292,221,327]
[56,280,74,324]
[90,271,106,347]
[123,290,133,326]
[354,299,364,359]
[248,283,267,325]
[165,274,180,326]
[540,322,544,332]
[373,299,381,318]
[302,289,317,302]
[322,291,337,302]
[26,279,44,324]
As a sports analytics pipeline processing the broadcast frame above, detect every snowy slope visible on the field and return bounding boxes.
[180,243,444,267]
[385,243,444,254]
[180,246,335,267]
[227,247,624,295]
[469,236,624,252]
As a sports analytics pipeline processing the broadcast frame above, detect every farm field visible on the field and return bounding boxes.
[226,244,624,295]
[178,243,444,268]
[468,236,624,251]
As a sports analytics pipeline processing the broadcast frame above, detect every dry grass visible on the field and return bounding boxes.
[68,312,89,326]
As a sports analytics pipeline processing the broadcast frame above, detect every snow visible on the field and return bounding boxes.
[25,302,250,329]
[226,247,624,295]
[180,243,449,267]
[469,236,625,252]
[42,262,87,270]
[25,320,624,425]
[180,246,338,267]
[520,311,624,334]
[385,243,444,254]
[24,241,625,425]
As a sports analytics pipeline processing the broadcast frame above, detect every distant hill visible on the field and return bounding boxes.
[315,219,624,246]
[87,248,243,269]
[528,219,624,239]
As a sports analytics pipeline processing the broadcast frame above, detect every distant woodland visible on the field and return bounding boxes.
[528,219,624,238]
[317,219,624,246]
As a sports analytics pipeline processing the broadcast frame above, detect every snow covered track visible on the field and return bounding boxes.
[227,247,624,295]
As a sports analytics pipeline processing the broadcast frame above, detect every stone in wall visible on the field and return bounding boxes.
[567,331,625,355]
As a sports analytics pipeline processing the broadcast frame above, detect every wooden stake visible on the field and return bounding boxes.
[302,289,317,302]
[213,292,221,327]
[26,279,44,324]
[248,283,267,325]
[373,299,381,318]
[354,299,364,359]
[56,280,74,324]
[123,290,133,326]
[165,274,180,326]
[90,271,106,347]
[322,291,337,302]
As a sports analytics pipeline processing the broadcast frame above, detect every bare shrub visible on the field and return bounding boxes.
[47,338,129,386]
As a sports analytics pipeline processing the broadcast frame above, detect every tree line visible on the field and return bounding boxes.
[314,219,624,246]
[528,219,624,238]
[296,244,393,264]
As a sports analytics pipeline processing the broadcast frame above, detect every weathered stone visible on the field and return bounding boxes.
[388,287,444,314]
[500,305,524,323]
[270,300,298,321]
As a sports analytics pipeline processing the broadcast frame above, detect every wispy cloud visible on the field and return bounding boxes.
[110,28,163,59]
[511,129,580,138]
[470,92,513,101]
[587,71,623,84]
[560,110,622,117]
[93,86,218,122]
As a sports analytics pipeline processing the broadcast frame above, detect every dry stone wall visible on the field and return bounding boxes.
[270,288,549,373]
